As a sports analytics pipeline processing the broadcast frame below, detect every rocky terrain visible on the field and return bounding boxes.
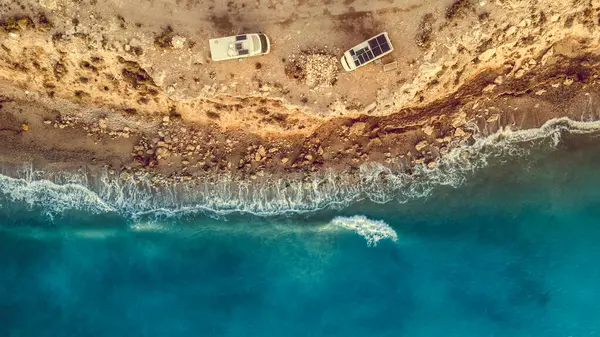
[1,0,600,192]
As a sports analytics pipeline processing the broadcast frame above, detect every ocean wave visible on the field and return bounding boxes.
[0,172,115,217]
[327,215,398,247]
[1,117,599,218]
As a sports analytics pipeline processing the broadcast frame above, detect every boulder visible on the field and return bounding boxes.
[478,48,496,62]
[258,145,267,157]
[415,140,429,152]
[156,147,170,158]
[98,119,108,129]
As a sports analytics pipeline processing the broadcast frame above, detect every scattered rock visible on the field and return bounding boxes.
[98,118,108,129]
[452,111,467,127]
[415,140,429,151]
[482,84,496,92]
[156,147,170,158]
[478,48,496,62]
[436,136,452,143]
[422,125,435,136]
[486,114,500,122]
[171,35,187,49]
[349,122,367,136]
[285,51,338,88]
[258,145,267,157]
[505,26,517,36]
[515,69,525,78]
[454,128,467,138]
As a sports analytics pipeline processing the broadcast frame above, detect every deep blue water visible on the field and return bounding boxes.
[1,133,600,336]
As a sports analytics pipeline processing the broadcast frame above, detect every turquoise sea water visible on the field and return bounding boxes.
[1,129,600,336]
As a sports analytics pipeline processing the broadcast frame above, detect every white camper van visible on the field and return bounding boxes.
[209,33,271,61]
[340,32,394,72]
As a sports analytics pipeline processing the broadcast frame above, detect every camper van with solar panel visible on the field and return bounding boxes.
[340,32,394,71]
[209,33,271,61]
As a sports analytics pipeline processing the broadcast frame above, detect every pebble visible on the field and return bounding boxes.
[415,140,429,151]
[454,128,467,138]
[98,119,108,129]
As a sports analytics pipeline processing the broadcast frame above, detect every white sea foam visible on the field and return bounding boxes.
[129,222,168,232]
[0,117,599,218]
[0,172,115,216]
[327,215,398,246]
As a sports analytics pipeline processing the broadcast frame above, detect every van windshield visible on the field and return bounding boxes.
[251,36,261,53]
[259,34,268,53]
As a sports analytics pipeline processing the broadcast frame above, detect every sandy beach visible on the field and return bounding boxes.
[1,0,600,189]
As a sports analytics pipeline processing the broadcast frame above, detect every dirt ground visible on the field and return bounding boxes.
[50,0,451,113]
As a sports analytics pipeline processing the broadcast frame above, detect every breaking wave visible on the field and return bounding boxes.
[0,172,115,217]
[327,216,398,247]
[1,117,600,219]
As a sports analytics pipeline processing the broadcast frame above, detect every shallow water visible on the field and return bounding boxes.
[1,132,600,336]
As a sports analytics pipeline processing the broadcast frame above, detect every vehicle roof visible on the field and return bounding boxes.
[209,34,257,60]
[343,32,393,70]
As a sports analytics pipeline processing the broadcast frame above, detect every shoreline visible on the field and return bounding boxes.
[2,116,600,218]
[2,53,600,182]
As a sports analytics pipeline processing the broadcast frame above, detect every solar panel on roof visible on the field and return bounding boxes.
[368,39,378,49]
[238,49,249,55]
[345,33,392,68]
[380,41,390,53]
[372,46,382,57]
[236,35,247,41]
